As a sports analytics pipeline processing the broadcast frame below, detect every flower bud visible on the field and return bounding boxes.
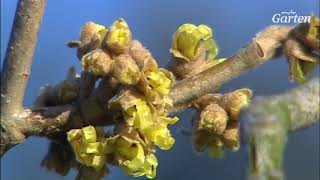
[57,79,80,104]
[104,18,132,54]
[198,103,228,135]
[220,88,252,121]
[112,54,141,85]
[193,130,211,152]
[80,22,106,45]
[76,21,107,58]
[81,49,113,76]
[171,23,218,61]
[221,122,240,151]
[129,40,152,68]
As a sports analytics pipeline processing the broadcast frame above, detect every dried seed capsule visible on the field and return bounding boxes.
[112,54,140,85]
[221,122,240,151]
[198,103,228,135]
[220,88,252,121]
[104,18,132,54]
[81,49,113,76]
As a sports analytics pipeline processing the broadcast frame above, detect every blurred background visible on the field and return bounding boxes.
[1,0,319,179]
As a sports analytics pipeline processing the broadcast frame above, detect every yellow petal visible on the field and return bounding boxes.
[81,126,97,143]
[172,23,218,60]
[144,70,172,95]
[92,155,106,170]
[144,125,175,150]
[122,143,145,173]
[67,129,82,142]
[144,154,158,179]
[133,100,153,130]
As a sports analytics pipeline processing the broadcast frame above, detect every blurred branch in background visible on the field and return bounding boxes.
[245,77,319,180]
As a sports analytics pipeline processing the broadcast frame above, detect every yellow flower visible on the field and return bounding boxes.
[67,126,107,170]
[106,135,158,179]
[144,69,172,95]
[131,100,153,130]
[132,154,158,179]
[143,116,178,150]
[171,23,218,61]
[105,18,132,54]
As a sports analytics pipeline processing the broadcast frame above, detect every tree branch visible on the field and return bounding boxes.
[0,21,313,158]
[245,77,320,180]
[1,0,47,114]
[1,0,47,155]
[170,26,291,106]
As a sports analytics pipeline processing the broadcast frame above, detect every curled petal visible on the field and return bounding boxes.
[171,23,219,61]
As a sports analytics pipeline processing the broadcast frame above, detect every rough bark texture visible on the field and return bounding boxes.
[245,77,320,180]
[170,26,291,106]
[1,0,47,155]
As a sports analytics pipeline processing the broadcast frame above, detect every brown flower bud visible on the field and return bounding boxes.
[129,40,152,68]
[221,122,240,151]
[57,79,80,104]
[111,54,140,85]
[198,103,228,135]
[192,93,222,109]
[220,88,252,121]
[193,130,211,152]
[75,21,107,59]
[81,49,113,76]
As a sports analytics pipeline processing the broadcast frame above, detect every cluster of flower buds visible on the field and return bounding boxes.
[169,23,226,79]
[192,89,252,158]
[66,18,178,179]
